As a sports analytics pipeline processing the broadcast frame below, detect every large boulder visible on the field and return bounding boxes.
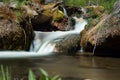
[0,6,33,51]
[81,0,120,56]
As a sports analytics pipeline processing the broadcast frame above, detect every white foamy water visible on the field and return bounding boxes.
[30,17,87,52]
[63,7,68,17]
[0,17,87,59]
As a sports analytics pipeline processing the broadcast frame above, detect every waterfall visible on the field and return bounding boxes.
[62,7,68,17]
[0,17,87,59]
[37,41,56,53]
[30,17,87,54]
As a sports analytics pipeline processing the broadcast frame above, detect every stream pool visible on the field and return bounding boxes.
[0,52,120,80]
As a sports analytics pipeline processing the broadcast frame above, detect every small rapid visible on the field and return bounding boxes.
[0,17,87,59]
[30,17,87,53]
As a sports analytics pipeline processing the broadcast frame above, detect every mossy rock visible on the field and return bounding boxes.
[0,6,33,50]
[81,1,120,55]
[85,5,104,18]
[0,19,33,50]
[52,10,64,21]
[35,3,64,23]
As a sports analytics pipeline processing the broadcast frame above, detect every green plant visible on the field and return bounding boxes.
[12,0,27,18]
[63,0,116,13]
[28,69,36,80]
[39,68,62,80]
[14,0,26,9]
[28,68,62,80]
[0,65,11,80]
[0,65,62,80]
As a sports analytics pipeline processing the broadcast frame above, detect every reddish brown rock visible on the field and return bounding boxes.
[0,5,33,50]
[81,1,120,55]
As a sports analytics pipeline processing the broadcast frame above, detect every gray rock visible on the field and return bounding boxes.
[55,34,81,54]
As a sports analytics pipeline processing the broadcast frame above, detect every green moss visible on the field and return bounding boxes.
[52,10,64,21]
[85,6,104,18]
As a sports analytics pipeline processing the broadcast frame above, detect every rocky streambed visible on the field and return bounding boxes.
[0,0,120,57]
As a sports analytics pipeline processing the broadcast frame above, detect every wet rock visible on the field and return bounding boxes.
[81,1,120,55]
[0,19,33,50]
[51,17,69,31]
[55,34,81,54]
[0,6,33,51]
[32,9,67,31]
[20,18,34,51]
[65,6,83,17]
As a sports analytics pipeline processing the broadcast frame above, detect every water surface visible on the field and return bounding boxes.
[0,52,120,80]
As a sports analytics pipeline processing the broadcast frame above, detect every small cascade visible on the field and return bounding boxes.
[57,1,68,17]
[30,17,87,53]
[0,17,87,58]
[37,41,56,53]
[62,7,68,17]
[81,7,87,16]
[72,17,87,33]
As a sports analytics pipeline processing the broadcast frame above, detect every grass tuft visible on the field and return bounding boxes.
[0,65,62,80]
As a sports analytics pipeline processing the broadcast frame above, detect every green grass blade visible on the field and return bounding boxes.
[39,68,48,77]
[1,65,6,80]
[6,67,11,80]
[51,75,62,80]
[28,69,36,80]
[39,68,49,80]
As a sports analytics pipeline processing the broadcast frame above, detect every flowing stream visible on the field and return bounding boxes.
[0,2,120,80]
[0,17,87,59]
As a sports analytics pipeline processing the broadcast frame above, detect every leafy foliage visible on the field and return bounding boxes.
[39,68,62,80]
[63,0,117,13]
[28,68,62,80]
[14,0,26,8]
[0,65,62,80]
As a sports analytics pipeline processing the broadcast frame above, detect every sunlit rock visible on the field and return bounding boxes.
[81,1,120,55]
